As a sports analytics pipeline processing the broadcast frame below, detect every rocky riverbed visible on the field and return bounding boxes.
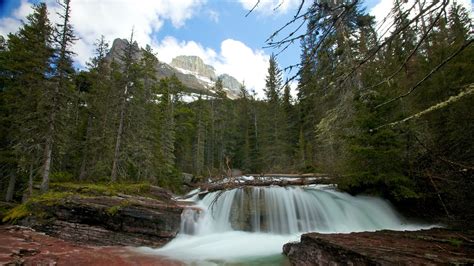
[3,182,474,265]
[0,225,182,265]
[2,183,185,248]
[283,228,474,265]
[20,194,183,247]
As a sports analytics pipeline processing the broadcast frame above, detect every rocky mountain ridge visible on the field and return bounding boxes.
[171,55,217,81]
[170,55,243,97]
[109,39,242,98]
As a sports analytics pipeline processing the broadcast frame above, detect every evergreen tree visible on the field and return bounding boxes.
[235,85,252,172]
[156,77,178,180]
[41,0,76,192]
[77,36,113,180]
[110,32,140,182]
[123,44,157,181]
[261,54,288,171]
[282,83,296,157]
[1,3,54,198]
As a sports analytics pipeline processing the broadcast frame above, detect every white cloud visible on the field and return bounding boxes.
[0,0,206,66]
[238,0,302,15]
[155,36,270,97]
[1,0,274,97]
[154,36,217,64]
[214,39,269,96]
[0,0,32,37]
[207,9,220,23]
[13,0,34,18]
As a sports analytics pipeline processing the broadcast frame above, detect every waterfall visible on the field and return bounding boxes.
[143,185,433,263]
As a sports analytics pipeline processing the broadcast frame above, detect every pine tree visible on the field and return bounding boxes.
[261,54,287,171]
[193,96,207,175]
[282,83,296,157]
[156,77,178,179]
[110,32,139,182]
[235,85,252,171]
[130,45,159,181]
[77,36,112,180]
[1,3,54,198]
[41,0,76,192]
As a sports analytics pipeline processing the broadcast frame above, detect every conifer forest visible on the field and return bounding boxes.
[0,0,473,250]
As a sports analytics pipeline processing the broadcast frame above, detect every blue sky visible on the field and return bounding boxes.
[0,0,472,96]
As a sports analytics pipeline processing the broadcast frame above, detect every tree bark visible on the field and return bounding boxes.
[78,152,88,181]
[41,114,54,193]
[5,174,16,202]
[28,162,34,197]
[79,115,92,181]
[111,84,128,182]
[202,177,332,193]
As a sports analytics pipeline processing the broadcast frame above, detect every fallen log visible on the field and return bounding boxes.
[243,173,327,178]
[201,177,334,194]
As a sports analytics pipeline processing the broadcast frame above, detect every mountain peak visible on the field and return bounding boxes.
[170,55,243,97]
[171,55,217,81]
[107,39,242,98]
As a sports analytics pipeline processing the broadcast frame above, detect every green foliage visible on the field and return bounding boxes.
[2,204,30,223]
[448,238,463,248]
[50,172,74,183]
[49,182,152,197]
[2,191,73,223]
[156,167,184,194]
[106,205,121,216]
[2,0,473,227]
[292,0,473,224]
[30,192,74,205]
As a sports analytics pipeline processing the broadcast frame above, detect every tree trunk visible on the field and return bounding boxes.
[254,113,258,149]
[28,162,34,197]
[41,112,54,193]
[78,152,88,181]
[79,115,92,181]
[41,139,52,192]
[5,174,16,202]
[111,85,128,182]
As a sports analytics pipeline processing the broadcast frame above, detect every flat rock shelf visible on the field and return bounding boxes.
[0,225,183,265]
[283,228,474,265]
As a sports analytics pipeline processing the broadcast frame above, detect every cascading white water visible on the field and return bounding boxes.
[141,185,433,264]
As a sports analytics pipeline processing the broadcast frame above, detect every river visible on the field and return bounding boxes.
[138,184,433,265]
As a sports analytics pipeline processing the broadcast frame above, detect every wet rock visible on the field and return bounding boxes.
[0,225,183,265]
[283,229,474,265]
[20,194,183,247]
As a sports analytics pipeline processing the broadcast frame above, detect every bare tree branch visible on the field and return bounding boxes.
[375,83,474,130]
[245,0,261,17]
[364,0,447,91]
[336,0,446,89]
[375,39,473,109]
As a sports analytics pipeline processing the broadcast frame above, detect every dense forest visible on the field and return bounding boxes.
[0,0,472,225]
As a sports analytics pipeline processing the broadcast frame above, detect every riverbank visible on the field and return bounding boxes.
[1,182,184,247]
[0,225,182,265]
[2,181,473,265]
[283,228,474,265]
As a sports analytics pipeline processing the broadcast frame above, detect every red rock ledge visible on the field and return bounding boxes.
[283,229,474,265]
[0,225,182,265]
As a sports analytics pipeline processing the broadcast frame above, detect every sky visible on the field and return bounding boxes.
[0,0,472,97]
